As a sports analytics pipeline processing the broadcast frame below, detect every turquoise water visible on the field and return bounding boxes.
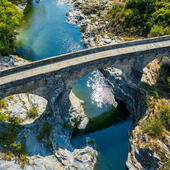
[16,0,85,61]
[72,120,132,170]
[17,0,131,169]
[72,70,116,118]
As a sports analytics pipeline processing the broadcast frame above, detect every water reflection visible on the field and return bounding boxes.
[72,70,117,118]
[16,0,85,61]
[87,70,117,108]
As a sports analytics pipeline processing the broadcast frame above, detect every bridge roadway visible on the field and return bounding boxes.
[0,36,170,86]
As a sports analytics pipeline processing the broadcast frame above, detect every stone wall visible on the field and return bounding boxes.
[0,36,170,77]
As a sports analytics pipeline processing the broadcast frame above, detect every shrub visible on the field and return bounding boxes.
[143,117,163,137]
[126,0,155,14]
[0,112,23,125]
[140,82,153,91]
[26,106,38,119]
[37,122,52,140]
[0,0,23,55]
[161,105,170,127]
[151,8,170,27]
[0,99,6,110]
[72,117,81,129]
[87,140,95,145]
[8,116,23,125]
[148,25,170,37]
[105,0,169,37]
[152,91,159,99]
[0,112,9,122]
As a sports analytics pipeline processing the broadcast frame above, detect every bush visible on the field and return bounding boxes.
[151,8,170,27]
[0,112,9,122]
[26,106,38,119]
[0,112,23,125]
[37,122,52,140]
[0,0,23,55]
[152,91,159,99]
[126,0,155,14]
[0,99,6,110]
[148,25,170,37]
[105,0,170,37]
[161,105,170,127]
[143,117,163,137]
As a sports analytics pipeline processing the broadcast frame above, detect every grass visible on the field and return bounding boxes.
[142,117,163,138]
[26,106,39,119]
[37,122,52,140]
[160,104,170,129]
[142,93,170,138]
[0,112,23,125]
[0,125,29,168]
[87,140,95,145]
[157,63,170,93]
[0,99,7,110]
[71,117,81,130]
[140,82,154,91]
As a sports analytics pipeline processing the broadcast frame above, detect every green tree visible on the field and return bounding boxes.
[0,0,23,55]
[148,25,170,37]
[126,0,155,14]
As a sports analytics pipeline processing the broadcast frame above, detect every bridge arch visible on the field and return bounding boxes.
[0,36,169,117]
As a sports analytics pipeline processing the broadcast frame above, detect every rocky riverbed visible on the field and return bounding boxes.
[0,1,169,169]
[0,55,97,170]
[126,57,170,170]
[0,54,169,170]
[62,0,124,48]
[0,55,29,71]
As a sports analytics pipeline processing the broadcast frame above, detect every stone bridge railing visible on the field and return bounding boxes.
[0,35,170,78]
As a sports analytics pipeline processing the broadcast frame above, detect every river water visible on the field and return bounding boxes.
[16,0,132,169]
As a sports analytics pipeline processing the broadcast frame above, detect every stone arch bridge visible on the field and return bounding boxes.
[0,36,170,119]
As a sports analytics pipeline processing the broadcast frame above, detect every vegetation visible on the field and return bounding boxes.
[142,92,170,138]
[0,112,23,125]
[142,116,163,137]
[0,99,26,167]
[0,124,28,168]
[26,106,39,119]
[157,63,170,92]
[87,139,95,145]
[71,117,81,129]
[8,0,26,5]
[105,0,170,38]
[0,0,23,55]
[0,99,7,110]
[37,122,52,140]
[141,62,170,138]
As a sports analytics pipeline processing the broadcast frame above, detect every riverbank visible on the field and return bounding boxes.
[0,0,169,169]
[0,55,29,71]
[126,57,170,169]
[64,0,124,48]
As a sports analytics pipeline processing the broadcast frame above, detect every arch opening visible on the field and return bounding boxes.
[68,69,130,134]
[69,70,131,170]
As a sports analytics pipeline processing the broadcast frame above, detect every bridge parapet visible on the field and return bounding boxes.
[0,36,170,78]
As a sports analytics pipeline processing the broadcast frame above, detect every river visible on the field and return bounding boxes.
[16,0,132,169]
